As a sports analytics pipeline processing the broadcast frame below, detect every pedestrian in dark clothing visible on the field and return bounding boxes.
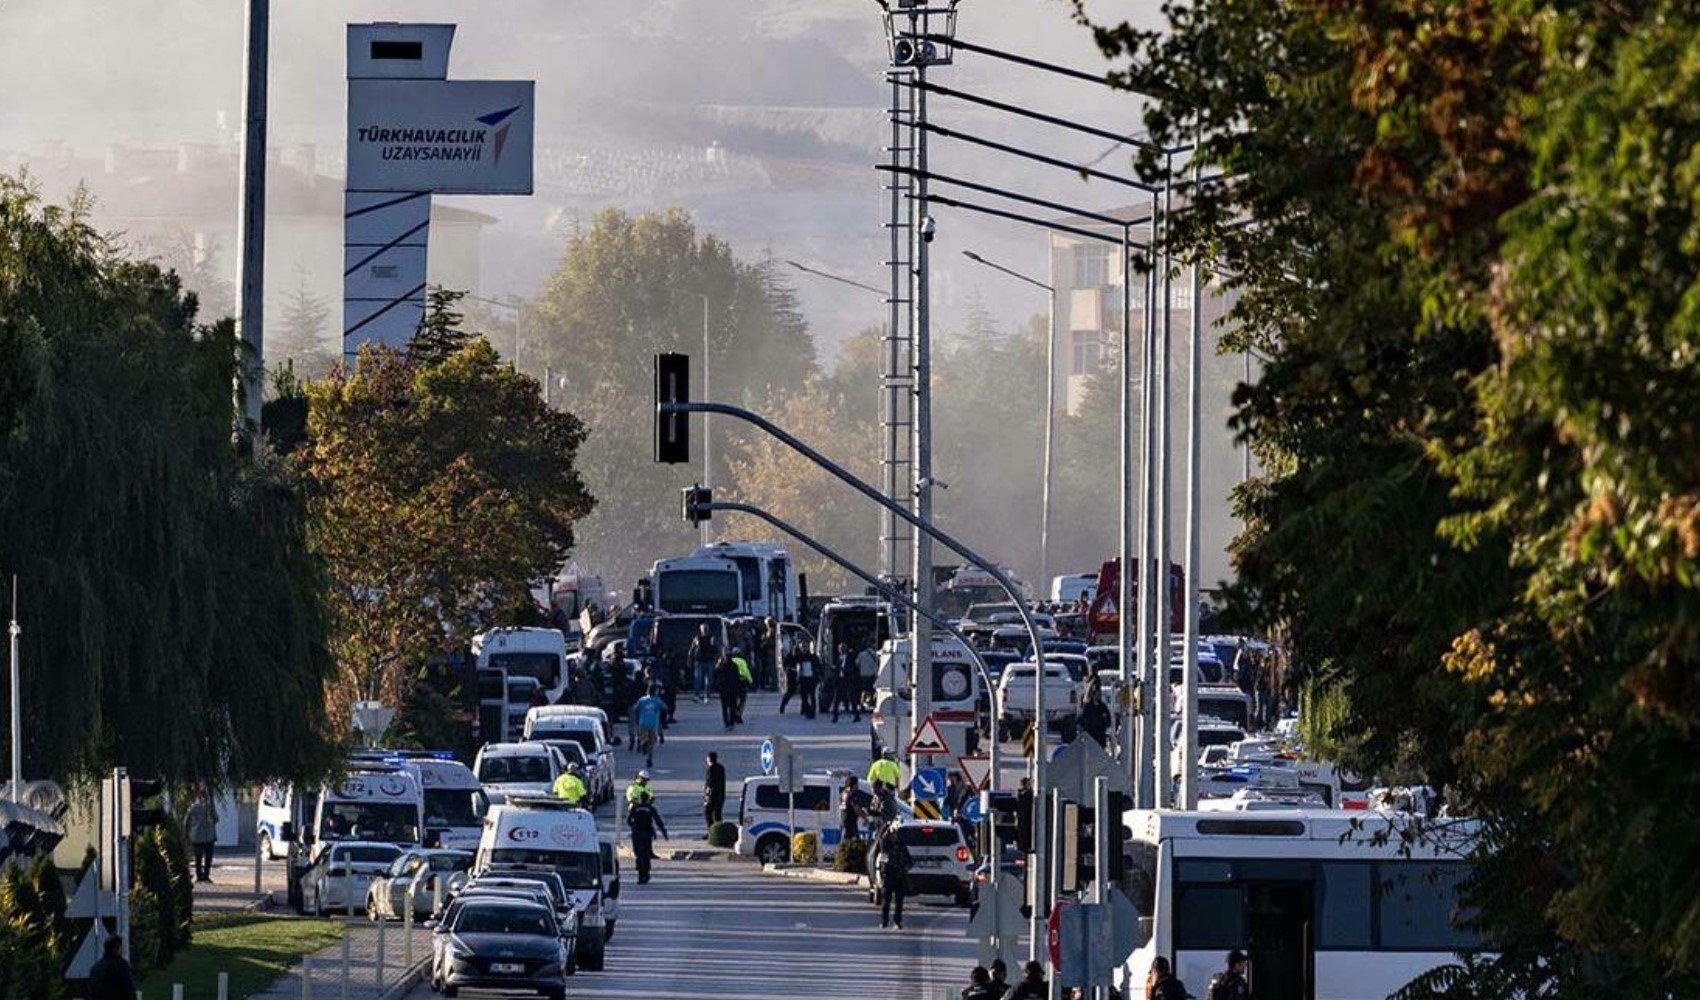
[714,655,741,730]
[759,617,780,691]
[186,794,218,882]
[1207,950,1251,1000]
[87,935,138,1000]
[832,644,861,722]
[626,796,670,884]
[989,959,1010,997]
[1014,777,1035,854]
[1079,687,1112,747]
[703,752,727,827]
[1001,960,1048,1000]
[962,966,997,1000]
[875,825,913,929]
[689,623,720,703]
[839,776,864,842]
[793,640,820,718]
[1146,956,1190,1000]
[778,640,800,714]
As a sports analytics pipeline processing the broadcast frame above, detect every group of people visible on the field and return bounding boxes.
[958,950,1249,1000]
[686,623,757,731]
[777,637,879,722]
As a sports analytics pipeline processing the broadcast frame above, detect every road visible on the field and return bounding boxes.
[401,687,981,1000]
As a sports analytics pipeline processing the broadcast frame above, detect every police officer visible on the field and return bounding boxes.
[874,823,913,930]
[1207,950,1251,1000]
[626,786,670,884]
[626,770,655,808]
[552,763,588,805]
[867,748,902,792]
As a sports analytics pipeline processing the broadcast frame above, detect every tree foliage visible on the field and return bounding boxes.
[1080,0,1700,990]
[0,175,335,787]
[303,336,593,727]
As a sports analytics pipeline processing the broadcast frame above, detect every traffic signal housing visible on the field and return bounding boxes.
[682,485,713,525]
[654,352,690,464]
[129,777,168,830]
[1072,791,1132,889]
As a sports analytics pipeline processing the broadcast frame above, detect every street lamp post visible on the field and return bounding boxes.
[960,250,1057,591]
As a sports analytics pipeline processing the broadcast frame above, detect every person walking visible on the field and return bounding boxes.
[988,959,1010,997]
[1146,956,1190,1000]
[626,789,670,884]
[832,643,861,722]
[1001,960,1049,1000]
[793,639,820,719]
[838,776,865,843]
[943,771,970,823]
[689,623,720,704]
[824,644,844,722]
[730,648,754,724]
[759,617,780,691]
[1079,685,1113,747]
[185,793,218,883]
[962,966,997,1000]
[714,653,742,731]
[86,935,138,1000]
[1207,950,1251,1000]
[630,686,667,767]
[855,643,879,708]
[874,823,912,929]
[703,751,727,828]
[778,636,800,714]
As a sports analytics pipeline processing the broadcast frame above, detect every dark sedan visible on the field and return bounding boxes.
[435,898,569,999]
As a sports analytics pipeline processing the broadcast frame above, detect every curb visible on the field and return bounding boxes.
[758,864,868,888]
[617,844,756,863]
[375,956,431,1000]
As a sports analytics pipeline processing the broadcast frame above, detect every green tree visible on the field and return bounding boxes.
[0,175,336,787]
[304,337,593,728]
[529,209,815,585]
[273,263,338,381]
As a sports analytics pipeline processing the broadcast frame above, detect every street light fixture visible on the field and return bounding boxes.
[960,250,1058,589]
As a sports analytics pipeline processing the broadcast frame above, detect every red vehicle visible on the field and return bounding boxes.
[1085,558,1185,641]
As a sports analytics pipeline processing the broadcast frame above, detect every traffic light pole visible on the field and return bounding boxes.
[660,395,1051,923]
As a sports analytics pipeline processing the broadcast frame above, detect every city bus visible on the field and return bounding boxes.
[693,541,798,621]
[1120,809,1482,1000]
[649,554,742,615]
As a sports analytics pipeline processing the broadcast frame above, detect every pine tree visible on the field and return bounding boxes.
[407,286,474,368]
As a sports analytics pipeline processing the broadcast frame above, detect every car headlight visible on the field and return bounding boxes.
[448,940,475,960]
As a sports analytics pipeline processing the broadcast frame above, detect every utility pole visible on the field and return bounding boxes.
[8,578,19,802]
[700,294,712,547]
[1153,161,1175,807]
[1181,169,1203,809]
[1134,201,1159,809]
[910,53,936,776]
[235,0,269,433]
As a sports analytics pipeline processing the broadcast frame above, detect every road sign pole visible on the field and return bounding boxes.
[1094,775,1113,999]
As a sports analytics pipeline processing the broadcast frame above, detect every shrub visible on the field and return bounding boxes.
[153,819,194,947]
[791,832,818,865]
[706,821,738,848]
[833,837,869,875]
[127,883,163,976]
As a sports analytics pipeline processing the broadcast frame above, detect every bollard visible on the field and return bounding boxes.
[433,873,443,917]
[174,986,184,1000]
[404,892,414,969]
[301,954,312,1000]
[340,932,351,1000]
[375,912,387,987]
[218,971,229,1000]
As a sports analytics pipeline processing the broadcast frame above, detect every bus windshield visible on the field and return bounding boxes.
[319,801,419,844]
[423,789,483,828]
[657,570,739,614]
[489,652,560,686]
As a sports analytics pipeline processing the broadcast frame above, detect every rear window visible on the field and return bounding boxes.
[339,846,401,864]
[753,784,831,811]
[896,825,961,847]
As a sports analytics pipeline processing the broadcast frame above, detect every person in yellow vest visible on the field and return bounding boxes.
[625,770,655,807]
[552,763,588,805]
[867,748,902,792]
[730,650,753,725]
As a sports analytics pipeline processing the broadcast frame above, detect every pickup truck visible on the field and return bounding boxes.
[995,662,1079,742]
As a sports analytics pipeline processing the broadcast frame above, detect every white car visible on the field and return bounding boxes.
[866,819,974,907]
[995,662,1080,741]
[301,841,401,916]
[365,849,472,921]
[473,742,560,804]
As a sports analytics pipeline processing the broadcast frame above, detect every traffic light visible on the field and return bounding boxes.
[654,352,690,464]
[129,777,167,830]
[682,484,713,525]
[1072,791,1132,888]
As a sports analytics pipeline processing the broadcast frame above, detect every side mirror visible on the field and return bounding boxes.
[280,821,296,843]
[606,878,621,900]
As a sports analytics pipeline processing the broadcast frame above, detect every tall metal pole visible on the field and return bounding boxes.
[1180,156,1204,810]
[701,295,712,547]
[1039,283,1057,591]
[1133,200,1158,810]
[8,578,19,801]
[1153,162,1175,808]
[1242,349,1253,483]
[1117,224,1135,778]
[883,71,909,582]
[235,0,269,432]
[910,57,936,774]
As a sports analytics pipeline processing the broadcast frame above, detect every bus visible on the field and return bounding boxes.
[693,541,798,622]
[472,627,568,696]
[1120,809,1482,1000]
[649,554,742,615]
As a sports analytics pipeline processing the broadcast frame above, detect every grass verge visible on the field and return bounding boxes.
[138,912,343,999]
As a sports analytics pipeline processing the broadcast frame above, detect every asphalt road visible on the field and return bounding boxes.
[403,687,981,1000]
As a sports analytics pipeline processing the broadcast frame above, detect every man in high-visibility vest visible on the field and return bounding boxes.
[552,764,588,806]
[867,748,902,792]
[730,651,753,725]
[626,770,655,807]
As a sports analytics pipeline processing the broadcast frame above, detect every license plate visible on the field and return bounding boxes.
[913,857,941,867]
[491,962,524,974]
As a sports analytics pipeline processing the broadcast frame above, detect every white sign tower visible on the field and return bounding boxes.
[343,23,534,352]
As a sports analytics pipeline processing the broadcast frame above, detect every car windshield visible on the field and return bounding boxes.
[538,740,587,766]
[334,845,402,865]
[485,849,601,889]
[656,570,739,614]
[453,904,554,937]
[489,652,559,684]
[429,853,473,872]
[479,755,552,784]
[423,789,482,827]
[320,803,419,844]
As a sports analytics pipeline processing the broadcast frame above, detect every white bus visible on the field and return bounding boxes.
[473,627,569,697]
[1121,809,1481,1000]
[693,541,798,621]
[649,554,742,616]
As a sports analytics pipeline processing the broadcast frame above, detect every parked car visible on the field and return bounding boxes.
[430,897,571,999]
[301,841,402,916]
[866,819,974,907]
[995,662,1080,741]
[366,849,472,922]
[472,742,560,805]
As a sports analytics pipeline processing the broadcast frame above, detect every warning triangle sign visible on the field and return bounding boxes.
[957,754,992,791]
[906,715,952,756]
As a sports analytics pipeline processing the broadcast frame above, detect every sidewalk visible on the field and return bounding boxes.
[193,845,287,914]
[247,918,432,1000]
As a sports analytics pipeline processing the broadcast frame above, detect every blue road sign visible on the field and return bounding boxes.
[960,795,985,825]
[759,739,776,775]
[911,766,948,801]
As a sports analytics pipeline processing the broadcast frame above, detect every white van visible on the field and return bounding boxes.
[523,709,615,805]
[871,634,984,757]
[475,799,608,971]
[1050,573,1097,604]
[406,758,487,851]
[735,773,881,865]
[473,743,560,805]
[474,627,570,699]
